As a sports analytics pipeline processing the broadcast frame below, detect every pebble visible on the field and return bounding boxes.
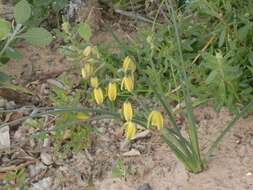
[132,130,151,141]
[246,172,252,176]
[5,101,16,109]
[29,162,47,178]
[40,151,54,165]
[120,141,131,152]
[0,98,6,108]
[123,149,141,157]
[137,183,152,190]
[0,126,10,150]
[43,138,51,147]
[250,136,253,147]
[30,177,53,190]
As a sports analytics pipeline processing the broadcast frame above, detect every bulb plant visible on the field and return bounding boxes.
[34,1,251,174]
[74,1,252,174]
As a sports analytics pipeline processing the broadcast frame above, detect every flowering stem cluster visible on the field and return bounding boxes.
[81,54,164,140]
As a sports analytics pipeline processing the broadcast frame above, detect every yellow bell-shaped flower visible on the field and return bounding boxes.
[108,82,117,101]
[122,101,133,121]
[121,76,134,92]
[93,88,104,105]
[90,77,99,88]
[81,63,93,79]
[123,56,136,72]
[83,46,92,57]
[76,112,89,121]
[147,111,164,130]
[123,121,136,140]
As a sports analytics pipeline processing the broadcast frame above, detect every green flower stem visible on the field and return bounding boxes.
[0,24,23,57]
[0,106,146,129]
[165,0,202,172]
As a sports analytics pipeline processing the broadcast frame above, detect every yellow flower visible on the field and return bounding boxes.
[108,82,117,101]
[123,56,136,72]
[81,63,93,79]
[121,76,134,92]
[90,77,99,88]
[93,88,104,105]
[147,111,164,130]
[76,112,89,121]
[122,101,133,121]
[83,46,92,57]
[123,121,136,140]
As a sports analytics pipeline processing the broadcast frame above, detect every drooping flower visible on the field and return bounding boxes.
[93,88,104,105]
[81,63,93,79]
[123,56,136,72]
[90,77,99,88]
[121,76,134,92]
[123,121,136,140]
[76,112,89,121]
[108,82,117,101]
[83,46,92,57]
[147,111,164,130]
[122,101,133,121]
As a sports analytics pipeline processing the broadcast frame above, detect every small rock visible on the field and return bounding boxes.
[246,172,252,176]
[13,127,27,140]
[0,98,6,108]
[30,177,53,190]
[132,130,151,141]
[5,101,16,109]
[43,138,51,147]
[137,183,152,190]
[0,126,10,150]
[120,141,131,152]
[250,137,253,147]
[40,152,53,165]
[29,162,47,178]
[123,149,141,157]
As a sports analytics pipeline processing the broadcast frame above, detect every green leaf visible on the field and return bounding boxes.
[52,0,68,11]
[238,24,251,41]
[206,70,218,84]
[14,0,31,24]
[0,19,11,40]
[0,72,11,83]
[5,47,23,61]
[77,23,92,41]
[20,27,53,47]
[218,28,226,48]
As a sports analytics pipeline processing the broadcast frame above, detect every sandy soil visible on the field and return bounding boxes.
[92,107,253,190]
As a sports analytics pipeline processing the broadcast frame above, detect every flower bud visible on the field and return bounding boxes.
[121,76,134,92]
[108,82,117,101]
[90,77,99,88]
[123,101,133,121]
[93,88,104,105]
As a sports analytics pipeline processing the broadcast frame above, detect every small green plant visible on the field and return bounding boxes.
[0,0,53,83]
[2,169,28,190]
[16,0,68,27]
[49,75,91,158]
[112,159,128,179]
